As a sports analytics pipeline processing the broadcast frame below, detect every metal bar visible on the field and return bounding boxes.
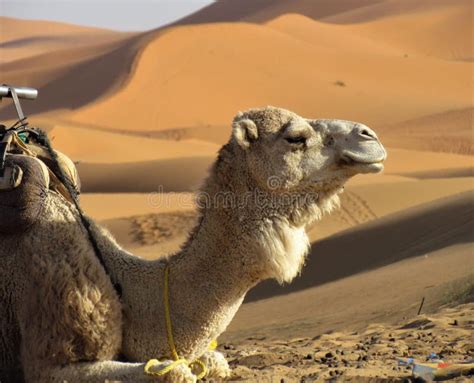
[0,85,38,100]
[8,87,25,121]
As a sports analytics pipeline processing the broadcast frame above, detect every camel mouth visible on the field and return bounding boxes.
[340,153,385,173]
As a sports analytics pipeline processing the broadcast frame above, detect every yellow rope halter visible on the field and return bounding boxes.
[144,264,216,379]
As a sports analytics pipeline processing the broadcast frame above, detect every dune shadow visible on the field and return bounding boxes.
[77,156,214,193]
[0,34,143,120]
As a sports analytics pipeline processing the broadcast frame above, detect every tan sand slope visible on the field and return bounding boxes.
[70,20,470,132]
[266,13,400,55]
[382,148,473,176]
[0,31,143,120]
[77,156,214,193]
[324,0,473,61]
[378,108,473,155]
[175,0,383,25]
[0,16,127,64]
[0,16,117,44]
[346,177,474,218]
[48,124,219,163]
[323,0,471,23]
[247,191,473,302]
[81,192,195,221]
[399,168,473,180]
[308,176,474,241]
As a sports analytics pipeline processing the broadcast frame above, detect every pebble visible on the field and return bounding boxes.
[346,353,360,362]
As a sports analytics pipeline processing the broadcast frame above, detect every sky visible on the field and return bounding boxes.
[0,0,214,31]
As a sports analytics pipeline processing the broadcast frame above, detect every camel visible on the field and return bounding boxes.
[0,106,386,382]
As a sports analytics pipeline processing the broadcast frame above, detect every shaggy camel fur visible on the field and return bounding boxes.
[0,107,386,382]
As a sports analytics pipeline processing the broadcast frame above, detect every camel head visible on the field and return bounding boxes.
[231,106,386,192]
[225,106,386,283]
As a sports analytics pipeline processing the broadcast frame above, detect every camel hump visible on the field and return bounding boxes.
[0,154,50,234]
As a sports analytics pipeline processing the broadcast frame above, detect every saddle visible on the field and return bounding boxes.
[0,84,120,296]
[0,85,80,234]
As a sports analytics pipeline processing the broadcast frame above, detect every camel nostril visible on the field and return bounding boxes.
[358,128,376,140]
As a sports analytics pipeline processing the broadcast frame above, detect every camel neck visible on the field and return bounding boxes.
[165,207,261,358]
[170,206,262,295]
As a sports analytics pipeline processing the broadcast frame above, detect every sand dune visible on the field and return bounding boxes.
[0,16,117,43]
[266,13,399,55]
[0,32,146,120]
[0,16,128,64]
[309,177,474,241]
[324,0,470,24]
[70,21,470,132]
[400,168,474,180]
[176,0,383,25]
[382,148,473,175]
[77,156,214,193]
[347,177,473,217]
[248,191,473,301]
[379,108,473,155]
[81,192,195,221]
[2,1,470,143]
[324,0,473,61]
[48,124,219,163]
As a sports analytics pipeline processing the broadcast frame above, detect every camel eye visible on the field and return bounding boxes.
[285,136,306,145]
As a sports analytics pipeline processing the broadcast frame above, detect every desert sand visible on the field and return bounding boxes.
[0,16,129,64]
[0,0,472,381]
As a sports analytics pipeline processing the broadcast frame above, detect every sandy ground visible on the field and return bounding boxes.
[1,1,473,381]
[221,302,474,382]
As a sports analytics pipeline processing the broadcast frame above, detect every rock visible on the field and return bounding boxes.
[346,353,361,362]
[399,318,434,330]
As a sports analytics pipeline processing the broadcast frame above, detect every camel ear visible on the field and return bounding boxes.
[232,118,258,149]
